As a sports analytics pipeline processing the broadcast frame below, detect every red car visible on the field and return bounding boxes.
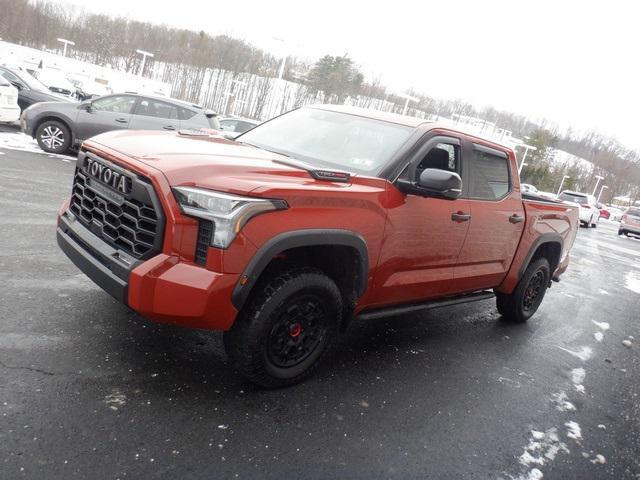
[599,205,610,219]
[57,105,579,387]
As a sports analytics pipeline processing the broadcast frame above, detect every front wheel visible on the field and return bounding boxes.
[224,267,341,388]
[496,257,550,323]
[35,120,71,154]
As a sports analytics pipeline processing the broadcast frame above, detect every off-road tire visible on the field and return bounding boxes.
[496,257,550,323]
[224,267,341,388]
[35,120,71,154]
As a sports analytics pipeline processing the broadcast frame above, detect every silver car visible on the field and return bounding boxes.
[21,93,220,154]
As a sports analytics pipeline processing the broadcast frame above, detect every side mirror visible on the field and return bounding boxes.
[418,169,462,199]
[396,169,462,200]
[10,81,24,91]
[79,102,93,112]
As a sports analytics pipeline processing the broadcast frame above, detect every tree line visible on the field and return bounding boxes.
[1,0,639,203]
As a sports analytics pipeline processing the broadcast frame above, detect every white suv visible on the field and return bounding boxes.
[0,78,20,123]
[559,190,600,228]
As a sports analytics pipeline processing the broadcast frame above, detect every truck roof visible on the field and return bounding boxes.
[306,104,432,128]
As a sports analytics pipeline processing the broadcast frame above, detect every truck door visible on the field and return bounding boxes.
[453,143,525,291]
[373,136,471,307]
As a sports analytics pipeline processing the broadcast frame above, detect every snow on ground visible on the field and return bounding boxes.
[0,130,71,160]
[624,271,640,293]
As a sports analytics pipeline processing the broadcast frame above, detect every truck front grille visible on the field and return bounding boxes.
[69,157,164,259]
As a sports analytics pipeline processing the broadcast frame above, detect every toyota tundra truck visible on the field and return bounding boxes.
[56,105,579,387]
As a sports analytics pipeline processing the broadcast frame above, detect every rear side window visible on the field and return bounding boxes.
[135,98,178,119]
[468,147,510,200]
[178,107,197,120]
[627,208,640,217]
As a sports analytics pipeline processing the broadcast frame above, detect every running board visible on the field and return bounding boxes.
[356,291,495,321]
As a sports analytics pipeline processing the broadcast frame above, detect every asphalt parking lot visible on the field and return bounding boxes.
[1,137,639,479]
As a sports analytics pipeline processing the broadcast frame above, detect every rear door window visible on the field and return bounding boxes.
[559,193,587,203]
[135,98,178,119]
[468,146,510,200]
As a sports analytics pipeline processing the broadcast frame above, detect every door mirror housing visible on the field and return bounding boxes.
[396,169,462,200]
[79,101,93,112]
[10,81,24,91]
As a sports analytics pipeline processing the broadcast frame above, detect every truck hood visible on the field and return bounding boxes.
[87,130,357,196]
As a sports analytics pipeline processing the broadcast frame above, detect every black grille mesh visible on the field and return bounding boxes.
[69,170,160,258]
[195,220,214,265]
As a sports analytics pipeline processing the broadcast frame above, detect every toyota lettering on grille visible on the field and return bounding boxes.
[84,157,131,194]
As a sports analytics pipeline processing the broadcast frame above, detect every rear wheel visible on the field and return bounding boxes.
[496,257,550,323]
[224,267,341,388]
[618,229,624,236]
[35,120,71,154]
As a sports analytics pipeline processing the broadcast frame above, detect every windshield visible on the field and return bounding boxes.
[19,70,51,92]
[559,192,587,204]
[627,208,640,217]
[238,108,414,175]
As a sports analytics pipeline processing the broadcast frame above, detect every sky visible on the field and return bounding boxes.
[61,0,640,150]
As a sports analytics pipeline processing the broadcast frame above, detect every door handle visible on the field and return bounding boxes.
[163,125,176,131]
[509,214,525,224]
[451,212,471,222]
[115,118,128,123]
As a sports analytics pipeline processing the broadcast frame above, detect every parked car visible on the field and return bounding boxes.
[0,65,69,111]
[219,116,260,138]
[0,77,20,123]
[56,105,579,387]
[599,204,610,219]
[559,190,600,227]
[21,93,221,154]
[67,74,113,101]
[31,69,77,97]
[521,183,538,194]
[537,191,558,201]
[607,206,625,222]
[619,208,640,237]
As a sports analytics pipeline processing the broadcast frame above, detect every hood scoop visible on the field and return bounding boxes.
[272,159,351,183]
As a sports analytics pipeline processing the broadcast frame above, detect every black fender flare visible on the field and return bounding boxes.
[231,229,369,310]
[517,233,564,280]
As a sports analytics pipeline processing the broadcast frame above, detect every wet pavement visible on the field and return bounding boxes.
[1,143,639,479]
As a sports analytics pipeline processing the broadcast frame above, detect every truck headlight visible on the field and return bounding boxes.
[172,187,287,248]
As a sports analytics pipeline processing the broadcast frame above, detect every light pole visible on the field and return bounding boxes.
[515,144,536,172]
[57,38,75,57]
[597,185,609,203]
[592,175,604,196]
[518,162,528,175]
[399,94,419,115]
[557,175,570,195]
[136,49,154,77]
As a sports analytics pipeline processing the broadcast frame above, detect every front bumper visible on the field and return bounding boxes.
[57,209,240,331]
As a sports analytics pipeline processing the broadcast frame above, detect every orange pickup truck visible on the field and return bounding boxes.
[57,105,579,387]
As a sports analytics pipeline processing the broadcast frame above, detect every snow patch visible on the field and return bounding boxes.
[590,454,606,464]
[592,321,610,331]
[557,346,592,361]
[574,384,586,394]
[565,421,582,441]
[625,271,640,294]
[104,391,127,411]
[551,392,576,412]
[571,368,586,384]
[622,339,632,348]
[518,428,569,469]
[594,332,604,342]
[597,289,609,295]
